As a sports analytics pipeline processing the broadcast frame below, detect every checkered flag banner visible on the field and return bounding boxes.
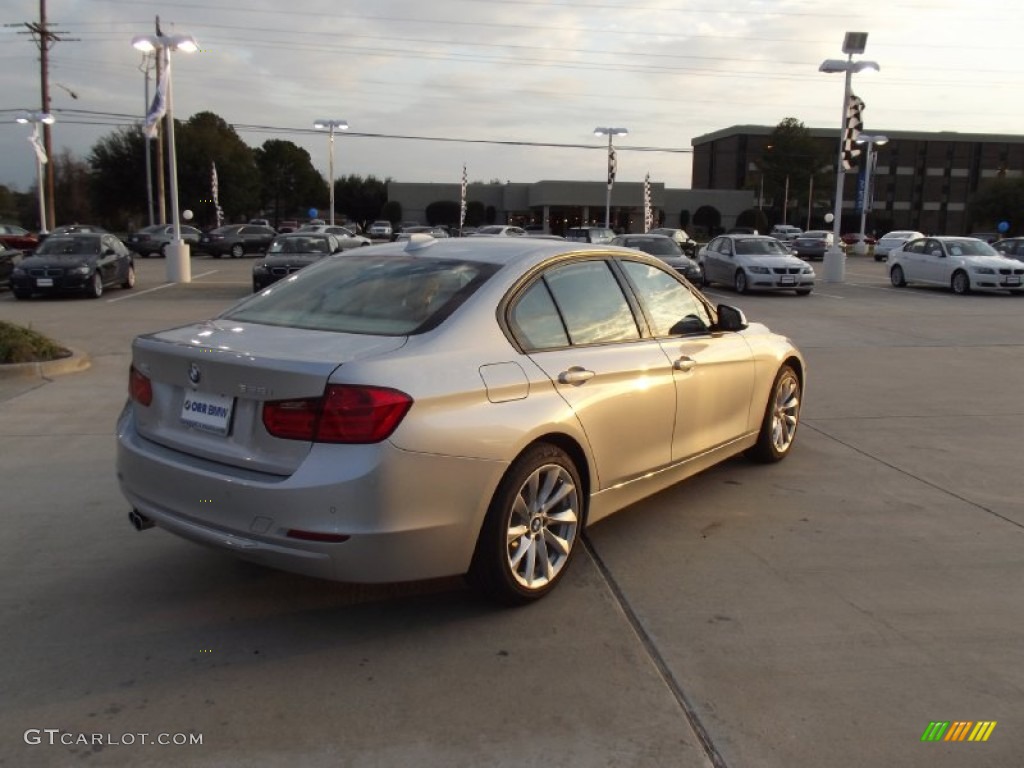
[607,147,617,188]
[643,173,652,232]
[459,163,467,229]
[211,162,224,228]
[842,93,865,171]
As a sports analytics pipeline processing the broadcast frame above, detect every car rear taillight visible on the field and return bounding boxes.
[262,385,412,444]
[129,366,152,406]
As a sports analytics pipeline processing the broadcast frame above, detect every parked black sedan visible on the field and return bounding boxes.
[10,233,134,299]
[251,232,343,292]
[126,224,202,257]
[197,224,277,258]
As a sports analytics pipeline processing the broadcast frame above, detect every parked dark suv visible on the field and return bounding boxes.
[197,224,277,258]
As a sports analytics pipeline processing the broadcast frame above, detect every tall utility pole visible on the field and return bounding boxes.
[8,0,76,230]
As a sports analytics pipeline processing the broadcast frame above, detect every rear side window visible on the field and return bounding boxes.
[509,260,640,349]
[224,254,498,335]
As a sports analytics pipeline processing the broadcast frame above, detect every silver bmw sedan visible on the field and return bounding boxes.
[117,236,805,604]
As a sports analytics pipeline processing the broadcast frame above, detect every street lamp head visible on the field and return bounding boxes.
[594,127,628,137]
[314,120,349,130]
[132,34,198,53]
[15,111,55,125]
[856,134,889,146]
[819,58,880,75]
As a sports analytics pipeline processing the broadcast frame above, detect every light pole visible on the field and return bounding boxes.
[314,120,348,226]
[132,32,198,283]
[853,134,888,255]
[594,127,627,228]
[819,32,879,282]
[15,111,55,234]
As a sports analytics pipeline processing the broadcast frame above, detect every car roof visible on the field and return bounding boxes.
[361,234,637,269]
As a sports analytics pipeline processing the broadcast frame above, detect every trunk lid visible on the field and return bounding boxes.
[130,319,407,475]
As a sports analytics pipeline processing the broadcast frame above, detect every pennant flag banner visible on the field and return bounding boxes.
[143,48,170,140]
[211,162,224,228]
[459,163,467,229]
[28,125,48,165]
[643,173,652,232]
[842,93,865,171]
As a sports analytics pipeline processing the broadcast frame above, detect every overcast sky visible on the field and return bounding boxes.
[2,0,1022,200]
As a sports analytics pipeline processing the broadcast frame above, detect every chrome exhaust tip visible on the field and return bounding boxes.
[129,509,155,531]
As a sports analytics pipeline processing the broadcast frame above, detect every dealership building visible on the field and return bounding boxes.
[388,126,1024,237]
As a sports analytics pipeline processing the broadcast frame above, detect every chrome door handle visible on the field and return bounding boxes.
[674,357,696,372]
[558,367,595,384]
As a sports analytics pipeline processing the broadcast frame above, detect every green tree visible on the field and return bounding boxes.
[52,150,95,227]
[88,127,148,226]
[253,139,327,227]
[176,112,260,225]
[381,199,402,226]
[335,175,389,228]
[968,178,1024,235]
[464,201,485,228]
[425,200,460,227]
[758,118,832,226]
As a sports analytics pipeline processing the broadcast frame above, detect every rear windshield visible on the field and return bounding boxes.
[222,253,499,335]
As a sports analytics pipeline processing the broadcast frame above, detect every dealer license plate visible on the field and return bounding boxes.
[779,275,796,286]
[36,278,53,287]
[181,391,234,435]
[1004,276,1021,286]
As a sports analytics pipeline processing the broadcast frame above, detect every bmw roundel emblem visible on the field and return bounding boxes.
[188,363,201,385]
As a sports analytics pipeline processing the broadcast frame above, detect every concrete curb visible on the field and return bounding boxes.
[0,349,91,380]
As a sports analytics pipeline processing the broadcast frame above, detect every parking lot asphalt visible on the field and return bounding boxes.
[1,253,1021,767]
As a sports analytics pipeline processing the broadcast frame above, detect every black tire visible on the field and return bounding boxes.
[890,265,906,287]
[230,243,245,259]
[87,271,103,299]
[734,269,749,294]
[795,288,812,296]
[746,364,802,463]
[951,270,971,295]
[211,252,221,259]
[468,443,583,605]
[874,253,885,262]
[159,244,168,258]
[121,264,135,289]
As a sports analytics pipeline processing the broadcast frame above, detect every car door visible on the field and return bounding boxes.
[898,238,927,281]
[919,238,948,285]
[97,235,121,284]
[704,237,731,284]
[618,259,756,460]
[508,258,676,489]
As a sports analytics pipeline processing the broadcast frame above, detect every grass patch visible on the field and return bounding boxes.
[0,320,72,364]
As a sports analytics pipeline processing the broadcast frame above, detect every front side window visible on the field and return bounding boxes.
[620,261,711,336]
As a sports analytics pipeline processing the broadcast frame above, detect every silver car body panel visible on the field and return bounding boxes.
[117,238,804,583]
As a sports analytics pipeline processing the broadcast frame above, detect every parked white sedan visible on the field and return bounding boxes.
[874,230,924,262]
[887,236,1024,295]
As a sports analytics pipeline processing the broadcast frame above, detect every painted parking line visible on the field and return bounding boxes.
[106,270,220,303]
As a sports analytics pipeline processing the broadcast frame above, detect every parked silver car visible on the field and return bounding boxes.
[117,238,805,603]
[874,230,924,262]
[699,234,815,295]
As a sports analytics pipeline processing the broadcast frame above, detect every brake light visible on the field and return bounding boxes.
[262,385,412,443]
[129,365,152,406]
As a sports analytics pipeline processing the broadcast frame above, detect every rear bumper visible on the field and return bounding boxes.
[116,408,506,583]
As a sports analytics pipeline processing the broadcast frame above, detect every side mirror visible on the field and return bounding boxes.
[104,248,116,256]
[669,315,708,335]
[716,304,748,332]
